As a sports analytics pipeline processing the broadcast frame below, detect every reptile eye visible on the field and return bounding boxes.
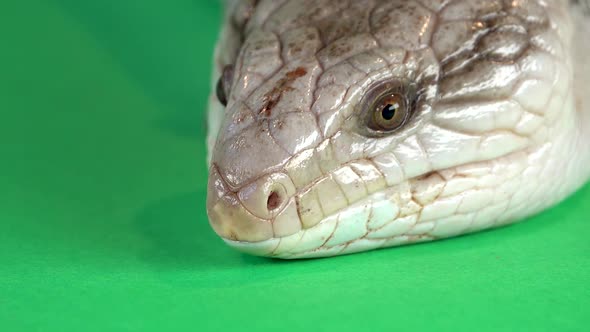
[370,93,407,131]
[216,65,234,106]
[361,80,415,135]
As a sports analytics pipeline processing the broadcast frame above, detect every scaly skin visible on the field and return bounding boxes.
[206,0,590,259]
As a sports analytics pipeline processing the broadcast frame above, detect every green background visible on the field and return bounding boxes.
[1,1,589,331]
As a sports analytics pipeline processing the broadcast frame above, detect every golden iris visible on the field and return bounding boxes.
[371,93,407,131]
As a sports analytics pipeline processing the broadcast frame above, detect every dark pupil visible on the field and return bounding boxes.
[381,103,397,121]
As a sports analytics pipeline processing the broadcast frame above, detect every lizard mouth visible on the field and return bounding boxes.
[207,146,534,259]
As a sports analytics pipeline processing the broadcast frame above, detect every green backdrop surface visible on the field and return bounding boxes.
[1,1,589,331]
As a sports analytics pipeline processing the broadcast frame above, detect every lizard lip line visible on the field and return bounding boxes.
[209,145,532,244]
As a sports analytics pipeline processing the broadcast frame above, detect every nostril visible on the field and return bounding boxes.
[266,191,282,211]
[236,173,294,219]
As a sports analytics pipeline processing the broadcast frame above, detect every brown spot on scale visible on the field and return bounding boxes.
[259,95,281,117]
[415,171,437,181]
[286,67,308,79]
[259,67,308,117]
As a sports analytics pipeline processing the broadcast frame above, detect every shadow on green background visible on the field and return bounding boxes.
[1,1,589,331]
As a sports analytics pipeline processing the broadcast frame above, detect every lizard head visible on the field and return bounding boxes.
[207,0,577,258]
